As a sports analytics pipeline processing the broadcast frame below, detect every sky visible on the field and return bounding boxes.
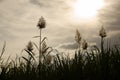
[0,0,120,58]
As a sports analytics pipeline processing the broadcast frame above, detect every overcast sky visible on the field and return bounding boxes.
[0,0,120,57]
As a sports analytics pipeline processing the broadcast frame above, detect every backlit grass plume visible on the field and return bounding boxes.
[75,29,82,50]
[37,16,46,29]
[26,41,34,52]
[82,39,88,50]
[23,41,35,63]
[99,26,107,38]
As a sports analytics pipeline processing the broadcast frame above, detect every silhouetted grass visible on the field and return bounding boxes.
[0,44,120,80]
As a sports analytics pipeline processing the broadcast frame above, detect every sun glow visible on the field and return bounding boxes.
[73,0,104,19]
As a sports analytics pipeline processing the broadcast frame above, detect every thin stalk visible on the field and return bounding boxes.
[78,44,80,52]
[101,37,104,54]
[39,29,42,63]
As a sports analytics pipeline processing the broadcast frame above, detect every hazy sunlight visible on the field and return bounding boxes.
[73,0,104,19]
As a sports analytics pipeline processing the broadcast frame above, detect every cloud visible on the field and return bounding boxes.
[59,42,78,50]
[0,25,16,41]
[0,0,3,2]
[98,0,120,32]
[29,0,68,8]
[0,0,120,57]
[29,0,43,7]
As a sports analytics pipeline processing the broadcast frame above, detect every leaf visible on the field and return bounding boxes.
[0,41,6,59]
[33,36,40,38]
[33,42,39,51]
[22,56,29,62]
[24,49,35,61]
[46,47,53,56]
[41,37,47,44]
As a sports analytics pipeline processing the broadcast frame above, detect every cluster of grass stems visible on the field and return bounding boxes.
[0,45,120,80]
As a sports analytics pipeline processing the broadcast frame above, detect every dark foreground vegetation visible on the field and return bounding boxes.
[0,46,120,80]
[0,17,120,80]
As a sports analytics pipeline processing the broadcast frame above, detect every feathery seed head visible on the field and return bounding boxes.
[37,16,46,29]
[75,29,82,44]
[82,39,88,50]
[99,26,107,38]
[26,41,33,52]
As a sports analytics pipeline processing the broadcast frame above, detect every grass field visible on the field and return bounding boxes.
[0,41,120,80]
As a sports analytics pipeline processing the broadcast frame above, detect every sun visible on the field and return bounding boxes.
[73,0,104,19]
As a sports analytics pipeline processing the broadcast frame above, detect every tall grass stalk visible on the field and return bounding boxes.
[75,29,82,51]
[39,28,42,63]
[37,16,46,63]
[99,26,107,54]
